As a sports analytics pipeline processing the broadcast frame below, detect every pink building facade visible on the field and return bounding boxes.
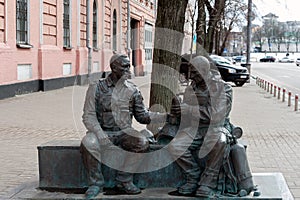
[0,0,156,99]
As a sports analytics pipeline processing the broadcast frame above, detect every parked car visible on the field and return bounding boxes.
[180,54,249,87]
[295,58,300,66]
[210,55,249,86]
[279,57,294,63]
[259,56,276,62]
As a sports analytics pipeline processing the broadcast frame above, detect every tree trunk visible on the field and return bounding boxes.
[219,26,232,56]
[204,0,225,54]
[215,29,220,55]
[196,0,206,51]
[149,0,188,128]
[206,21,215,53]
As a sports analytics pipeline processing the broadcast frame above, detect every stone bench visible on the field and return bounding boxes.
[37,140,185,192]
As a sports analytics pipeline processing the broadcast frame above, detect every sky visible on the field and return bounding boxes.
[253,0,300,23]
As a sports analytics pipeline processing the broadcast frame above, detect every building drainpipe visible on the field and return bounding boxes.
[127,0,131,60]
[86,0,92,83]
[127,0,134,77]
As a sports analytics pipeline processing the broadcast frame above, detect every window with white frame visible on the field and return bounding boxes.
[16,0,29,45]
[63,0,71,48]
[92,0,98,49]
[0,1,5,43]
[144,23,153,61]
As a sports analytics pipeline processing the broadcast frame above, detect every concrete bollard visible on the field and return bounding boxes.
[282,88,286,102]
[295,94,299,111]
[267,82,270,92]
[288,91,292,107]
[274,86,277,97]
[278,87,280,100]
[259,79,261,87]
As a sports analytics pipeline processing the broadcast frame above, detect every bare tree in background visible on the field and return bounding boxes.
[195,0,258,56]
[186,0,198,59]
[195,0,207,55]
[216,0,248,55]
[294,28,300,52]
[203,0,226,54]
[252,26,265,52]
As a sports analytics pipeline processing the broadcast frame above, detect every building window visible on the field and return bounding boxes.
[93,61,99,72]
[144,23,153,61]
[17,64,32,80]
[16,0,30,46]
[145,29,153,44]
[112,9,117,51]
[0,1,6,43]
[63,0,71,48]
[144,23,153,44]
[92,0,98,49]
[145,48,153,61]
[63,63,72,75]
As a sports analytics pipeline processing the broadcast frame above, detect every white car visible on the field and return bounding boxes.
[240,57,247,67]
[296,58,300,66]
[279,57,294,63]
[223,56,236,64]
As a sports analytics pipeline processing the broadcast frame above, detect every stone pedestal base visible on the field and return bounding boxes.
[12,173,293,199]
[27,140,293,199]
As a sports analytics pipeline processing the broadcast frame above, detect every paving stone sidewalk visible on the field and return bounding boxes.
[0,75,299,199]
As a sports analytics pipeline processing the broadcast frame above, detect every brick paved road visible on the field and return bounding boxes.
[0,85,88,199]
[0,75,299,199]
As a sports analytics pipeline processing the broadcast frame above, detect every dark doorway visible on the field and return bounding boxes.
[130,18,139,75]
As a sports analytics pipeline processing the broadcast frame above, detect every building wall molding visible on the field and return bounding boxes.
[0,72,105,100]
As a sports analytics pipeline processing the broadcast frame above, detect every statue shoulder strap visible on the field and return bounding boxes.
[97,78,109,93]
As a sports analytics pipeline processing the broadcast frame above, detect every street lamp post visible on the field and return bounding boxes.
[246,0,252,80]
